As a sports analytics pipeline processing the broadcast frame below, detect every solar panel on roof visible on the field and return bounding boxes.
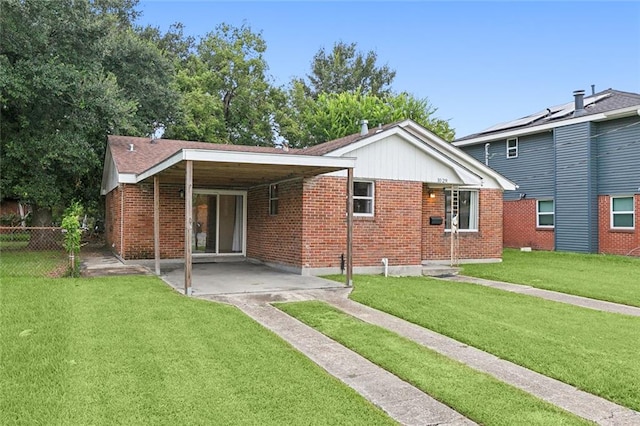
[478,92,613,134]
[480,110,549,133]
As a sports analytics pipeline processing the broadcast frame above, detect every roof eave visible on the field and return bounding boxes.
[453,105,640,147]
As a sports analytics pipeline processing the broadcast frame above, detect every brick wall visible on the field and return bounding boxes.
[105,183,185,260]
[106,178,508,265]
[422,187,504,260]
[503,199,555,250]
[247,180,303,268]
[300,177,423,268]
[598,195,640,256]
[105,186,122,256]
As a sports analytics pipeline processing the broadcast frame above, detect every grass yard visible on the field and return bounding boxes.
[462,249,640,307]
[277,301,589,426]
[331,275,640,412]
[1,266,394,424]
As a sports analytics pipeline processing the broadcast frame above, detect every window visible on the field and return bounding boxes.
[611,196,634,229]
[506,138,518,158]
[537,200,554,228]
[353,181,374,216]
[444,190,478,231]
[269,184,278,215]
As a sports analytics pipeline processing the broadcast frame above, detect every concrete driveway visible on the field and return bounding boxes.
[161,261,345,295]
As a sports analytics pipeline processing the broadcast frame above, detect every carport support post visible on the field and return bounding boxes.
[346,167,354,287]
[184,160,193,296]
[153,175,160,275]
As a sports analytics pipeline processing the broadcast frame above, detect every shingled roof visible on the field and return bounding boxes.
[108,135,302,175]
[455,88,640,143]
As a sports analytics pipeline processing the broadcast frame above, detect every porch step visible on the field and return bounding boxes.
[422,265,461,278]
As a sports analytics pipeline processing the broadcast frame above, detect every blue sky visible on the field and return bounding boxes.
[137,1,640,138]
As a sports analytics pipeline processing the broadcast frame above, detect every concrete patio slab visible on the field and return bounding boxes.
[161,261,346,295]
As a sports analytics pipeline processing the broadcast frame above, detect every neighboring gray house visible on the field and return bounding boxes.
[454,88,640,256]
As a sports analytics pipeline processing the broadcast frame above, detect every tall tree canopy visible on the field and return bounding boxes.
[0,0,179,219]
[277,87,454,148]
[165,23,282,146]
[297,41,396,98]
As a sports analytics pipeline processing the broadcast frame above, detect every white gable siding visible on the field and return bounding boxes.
[325,134,467,184]
[100,152,120,195]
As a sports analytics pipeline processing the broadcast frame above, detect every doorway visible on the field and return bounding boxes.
[193,190,246,255]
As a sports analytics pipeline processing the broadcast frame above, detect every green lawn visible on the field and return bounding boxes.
[334,275,640,412]
[277,301,590,426]
[1,271,394,424]
[462,249,640,307]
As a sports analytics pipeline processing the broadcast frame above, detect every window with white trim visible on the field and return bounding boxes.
[444,190,478,231]
[353,181,374,216]
[537,199,554,228]
[506,138,518,158]
[269,184,278,215]
[611,196,634,229]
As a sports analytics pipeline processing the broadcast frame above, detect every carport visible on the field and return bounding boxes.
[132,146,356,295]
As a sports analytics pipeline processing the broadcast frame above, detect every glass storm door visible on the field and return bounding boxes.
[192,192,245,255]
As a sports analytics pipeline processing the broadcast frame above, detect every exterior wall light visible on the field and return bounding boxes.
[179,189,185,199]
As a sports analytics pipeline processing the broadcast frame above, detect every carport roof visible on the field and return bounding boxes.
[104,135,355,190]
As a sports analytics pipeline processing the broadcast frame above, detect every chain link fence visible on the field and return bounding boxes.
[0,227,70,278]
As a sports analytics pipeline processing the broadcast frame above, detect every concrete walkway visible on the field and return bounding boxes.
[211,288,640,426]
[210,289,475,426]
[445,275,640,317]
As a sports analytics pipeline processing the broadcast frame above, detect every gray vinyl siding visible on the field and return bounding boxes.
[554,122,598,253]
[460,132,555,201]
[596,115,640,194]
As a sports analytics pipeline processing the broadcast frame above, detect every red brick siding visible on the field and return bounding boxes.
[105,183,185,259]
[598,195,640,256]
[301,177,423,268]
[421,187,504,260]
[106,178,507,265]
[247,180,303,267]
[502,199,555,250]
[105,186,122,256]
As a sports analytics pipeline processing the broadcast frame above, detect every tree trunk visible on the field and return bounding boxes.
[27,206,60,250]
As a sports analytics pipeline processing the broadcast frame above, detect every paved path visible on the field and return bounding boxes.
[210,288,640,426]
[210,289,475,426]
[445,275,640,317]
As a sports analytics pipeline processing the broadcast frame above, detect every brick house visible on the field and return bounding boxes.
[454,88,640,256]
[101,119,516,283]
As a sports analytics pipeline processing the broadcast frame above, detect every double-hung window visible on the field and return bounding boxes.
[506,138,518,158]
[353,181,374,216]
[611,196,634,229]
[269,184,278,215]
[444,190,478,231]
[537,200,554,228]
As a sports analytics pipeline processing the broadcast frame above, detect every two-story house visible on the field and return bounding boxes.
[454,88,640,256]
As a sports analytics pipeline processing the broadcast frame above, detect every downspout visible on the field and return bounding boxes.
[120,184,125,259]
[484,143,490,166]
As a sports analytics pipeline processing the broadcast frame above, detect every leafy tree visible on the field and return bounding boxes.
[277,88,455,148]
[0,0,179,222]
[165,23,281,146]
[298,41,396,98]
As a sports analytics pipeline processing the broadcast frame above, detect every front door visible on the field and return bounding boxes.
[193,190,246,255]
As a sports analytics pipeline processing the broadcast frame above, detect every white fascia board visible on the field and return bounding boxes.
[325,128,399,157]
[119,173,137,183]
[182,149,355,168]
[330,125,483,186]
[136,150,185,183]
[399,122,517,190]
[135,149,355,183]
